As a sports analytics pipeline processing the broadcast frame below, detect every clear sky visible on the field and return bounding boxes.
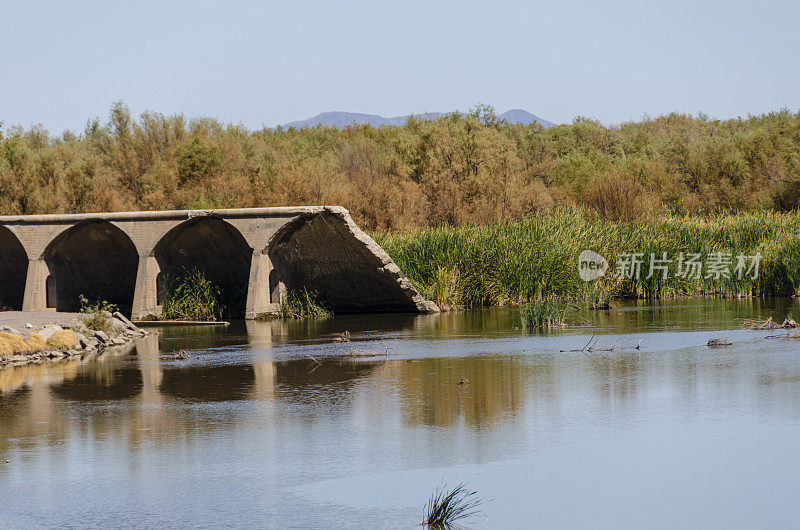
[2,0,799,133]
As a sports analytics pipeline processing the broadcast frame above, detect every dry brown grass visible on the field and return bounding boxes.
[0,332,32,355]
[0,332,49,355]
[46,330,78,350]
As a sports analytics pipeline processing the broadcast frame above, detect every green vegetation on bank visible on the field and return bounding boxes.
[78,295,119,332]
[1,103,798,231]
[376,208,800,309]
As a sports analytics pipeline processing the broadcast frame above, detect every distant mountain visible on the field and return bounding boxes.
[498,109,555,128]
[281,109,555,129]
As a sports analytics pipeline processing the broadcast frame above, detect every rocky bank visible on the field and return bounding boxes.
[0,311,148,368]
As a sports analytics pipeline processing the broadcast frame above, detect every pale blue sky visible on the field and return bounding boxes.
[2,0,798,133]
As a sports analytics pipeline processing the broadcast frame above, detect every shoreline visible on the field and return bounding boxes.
[0,311,149,369]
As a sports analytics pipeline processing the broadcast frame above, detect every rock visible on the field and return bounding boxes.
[0,326,21,334]
[94,331,110,344]
[707,338,732,347]
[24,323,33,329]
[111,337,126,346]
[37,325,63,343]
[113,312,141,333]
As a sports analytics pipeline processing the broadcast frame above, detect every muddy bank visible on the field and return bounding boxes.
[0,311,148,368]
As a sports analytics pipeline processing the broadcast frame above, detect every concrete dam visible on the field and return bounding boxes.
[0,206,438,319]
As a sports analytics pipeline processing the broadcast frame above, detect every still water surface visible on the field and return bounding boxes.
[2,299,800,528]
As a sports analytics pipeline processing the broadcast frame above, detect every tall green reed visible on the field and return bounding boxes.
[376,208,800,309]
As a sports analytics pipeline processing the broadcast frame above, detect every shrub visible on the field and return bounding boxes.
[582,169,645,221]
[78,295,118,333]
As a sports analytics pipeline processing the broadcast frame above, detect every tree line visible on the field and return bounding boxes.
[1,103,798,230]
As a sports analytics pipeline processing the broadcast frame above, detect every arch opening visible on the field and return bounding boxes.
[156,272,165,306]
[46,275,57,309]
[153,217,252,319]
[42,221,139,314]
[0,226,28,311]
[267,212,420,313]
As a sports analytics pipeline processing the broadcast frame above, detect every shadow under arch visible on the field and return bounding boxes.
[0,226,28,310]
[42,221,138,313]
[266,212,420,313]
[153,216,252,319]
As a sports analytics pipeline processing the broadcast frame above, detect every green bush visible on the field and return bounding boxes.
[2,103,800,229]
[78,295,118,332]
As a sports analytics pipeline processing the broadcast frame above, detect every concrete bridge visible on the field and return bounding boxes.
[0,206,437,319]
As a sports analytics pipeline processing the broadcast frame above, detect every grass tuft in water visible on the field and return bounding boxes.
[278,288,331,319]
[521,299,572,328]
[421,481,484,528]
[161,268,222,321]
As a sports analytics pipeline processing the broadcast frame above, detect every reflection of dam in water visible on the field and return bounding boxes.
[0,318,536,453]
[5,302,800,529]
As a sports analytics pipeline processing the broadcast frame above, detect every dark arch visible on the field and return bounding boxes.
[153,216,252,319]
[0,226,28,310]
[266,212,419,313]
[42,221,138,313]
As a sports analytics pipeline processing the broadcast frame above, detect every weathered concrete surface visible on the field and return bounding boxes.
[0,206,438,319]
[0,311,84,336]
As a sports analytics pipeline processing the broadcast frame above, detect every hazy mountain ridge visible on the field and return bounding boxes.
[282,109,555,129]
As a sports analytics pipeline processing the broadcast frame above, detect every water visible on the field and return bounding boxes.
[1,298,800,529]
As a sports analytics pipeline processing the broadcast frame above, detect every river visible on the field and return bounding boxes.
[2,298,800,528]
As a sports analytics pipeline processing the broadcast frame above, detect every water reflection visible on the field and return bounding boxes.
[2,299,800,528]
[396,356,527,428]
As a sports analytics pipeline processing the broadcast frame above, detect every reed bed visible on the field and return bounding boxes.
[376,208,800,309]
